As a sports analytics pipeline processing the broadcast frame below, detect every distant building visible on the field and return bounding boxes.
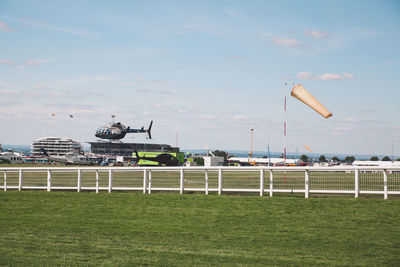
[203,156,224,166]
[228,157,299,166]
[89,142,179,156]
[32,137,82,156]
[352,160,400,168]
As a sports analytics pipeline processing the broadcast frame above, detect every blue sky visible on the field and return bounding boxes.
[0,0,399,156]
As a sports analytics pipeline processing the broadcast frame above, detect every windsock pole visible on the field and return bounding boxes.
[284,82,287,167]
[284,82,287,186]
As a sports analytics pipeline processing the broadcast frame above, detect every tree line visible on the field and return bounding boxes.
[299,154,399,163]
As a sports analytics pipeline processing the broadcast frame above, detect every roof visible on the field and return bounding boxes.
[352,160,400,168]
[228,157,298,164]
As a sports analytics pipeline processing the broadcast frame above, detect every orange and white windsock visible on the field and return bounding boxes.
[305,145,313,153]
[291,84,332,118]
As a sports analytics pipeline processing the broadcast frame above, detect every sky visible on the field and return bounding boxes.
[0,0,399,157]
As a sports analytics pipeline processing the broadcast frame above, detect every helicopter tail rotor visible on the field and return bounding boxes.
[147,120,153,139]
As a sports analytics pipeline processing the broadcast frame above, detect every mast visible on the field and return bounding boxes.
[284,82,287,166]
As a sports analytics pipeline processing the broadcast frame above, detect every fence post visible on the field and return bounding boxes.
[47,169,52,192]
[205,169,209,195]
[108,169,113,193]
[269,170,273,197]
[180,168,184,194]
[383,169,388,200]
[148,170,152,194]
[4,171,7,192]
[218,168,223,195]
[77,169,82,192]
[95,170,99,194]
[18,169,23,191]
[143,169,147,194]
[354,168,359,198]
[259,168,264,197]
[305,169,309,199]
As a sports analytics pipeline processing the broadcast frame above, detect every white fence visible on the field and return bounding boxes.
[0,166,399,199]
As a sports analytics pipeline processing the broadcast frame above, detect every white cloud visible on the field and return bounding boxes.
[224,9,262,26]
[0,20,15,32]
[0,58,14,65]
[0,90,20,96]
[233,115,247,120]
[0,15,93,36]
[196,114,216,120]
[24,58,54,66]
[304,30,329,39]
[335,127,350,131]
[183,17,226,36]
[158,89,173,95]
[346,117,360,122]
[136,88,151,94]
[297,72,355,80]
[0,80,19,89]
[21,18,91,36]
[343,72,355,79]
[270,38,300,47]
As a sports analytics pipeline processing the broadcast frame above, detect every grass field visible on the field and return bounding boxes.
[0,191,399,266]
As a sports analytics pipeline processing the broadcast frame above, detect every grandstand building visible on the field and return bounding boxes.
[31,137,82,156]
[89,142,179,156]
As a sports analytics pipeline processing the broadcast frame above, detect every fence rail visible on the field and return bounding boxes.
[0,166,399,199]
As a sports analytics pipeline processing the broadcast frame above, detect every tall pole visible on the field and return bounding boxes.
[284,82,287,166]
[249,128,254,164]
[283,82,287,187]
[267,136,271,166]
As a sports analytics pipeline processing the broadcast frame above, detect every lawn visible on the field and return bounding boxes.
[0,191,399,266]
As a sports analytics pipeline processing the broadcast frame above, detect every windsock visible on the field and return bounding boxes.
[291,84,332,118]
[305,145,313,153]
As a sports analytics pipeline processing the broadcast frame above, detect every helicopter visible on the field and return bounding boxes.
[95,120,153,140]
[40,148,92,165]
[134,150,180,166]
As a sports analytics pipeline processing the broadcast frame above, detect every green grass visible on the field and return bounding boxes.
[1,191,399,266]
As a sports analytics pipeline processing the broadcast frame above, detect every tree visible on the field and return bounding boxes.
[300,154,308,162]
[319,155,327,162]
[343,156,355,163]
[332,156,340,162]
[370,156,379,161]
[382,156,391,161]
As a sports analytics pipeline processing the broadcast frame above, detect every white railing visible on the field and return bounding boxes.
[0,166,399,199]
